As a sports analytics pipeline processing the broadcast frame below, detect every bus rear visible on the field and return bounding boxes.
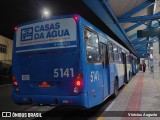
[12,15,87,107]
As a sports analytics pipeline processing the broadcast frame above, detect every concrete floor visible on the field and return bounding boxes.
[99,70,160,120]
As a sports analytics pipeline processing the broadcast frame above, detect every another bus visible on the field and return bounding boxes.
[12,15,133,108]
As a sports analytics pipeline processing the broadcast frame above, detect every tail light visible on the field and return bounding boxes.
[12,75,18,86]
[73,15,79,22]
[74,73,83,94]
[39,82,51,88]
[75,80,81,87]
[13,81,18,86]
[75,73,83,87]
[13,26,18,31]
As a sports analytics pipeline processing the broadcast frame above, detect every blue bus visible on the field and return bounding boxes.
[12,15,133,108]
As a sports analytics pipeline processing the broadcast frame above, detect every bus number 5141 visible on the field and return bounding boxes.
[91,71,99,83]
[54,68,74,78]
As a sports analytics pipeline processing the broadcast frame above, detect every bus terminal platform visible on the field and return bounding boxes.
[98,69,160,120]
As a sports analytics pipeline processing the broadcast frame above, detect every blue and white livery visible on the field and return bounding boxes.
[12,15,135,108]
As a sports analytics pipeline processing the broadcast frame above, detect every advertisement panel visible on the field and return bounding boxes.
[16,18,77,51]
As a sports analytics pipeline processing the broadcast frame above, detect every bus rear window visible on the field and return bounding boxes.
[84,28,100,63]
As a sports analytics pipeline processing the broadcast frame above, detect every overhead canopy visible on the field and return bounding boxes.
[83,0,160,58]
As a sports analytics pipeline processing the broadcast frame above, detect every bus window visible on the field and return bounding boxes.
[126,54,130,64]
[118,47,122,53]
[99,35,107,61]
[108,42,113,52]
[113,44,119,62]
[118,47,122,62]
[84,29,100,63]
[108,42,114,63]
[121,52,125,64]
[113,44,118,53]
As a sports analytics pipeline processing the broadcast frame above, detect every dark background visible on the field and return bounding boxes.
[0,0,122,45]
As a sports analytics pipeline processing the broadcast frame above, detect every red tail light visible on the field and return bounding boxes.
[73,16,79,22]
[39,82,51,88]
[75,80,81,87]
[13,81,18,86]
[74,73,83,93]
[13,26,18,31]
[12,76,18,86]
[75,73,83,87]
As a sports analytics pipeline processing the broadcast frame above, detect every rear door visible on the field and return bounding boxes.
[99,43,109,98]
[107,42,115,95]
[122,52,127,83]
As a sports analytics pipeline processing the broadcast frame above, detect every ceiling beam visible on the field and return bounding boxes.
[138,50,149,54]
[132,39,148,45]
[131,38,145,43]
[125,12,160,32]
[119,14,160,23]
[136,50,149,52]
[128,33,137,39]
[99,0,118,23]
[132,39,154,45]
[125,21,145,32]
[124,21,145,32]
[135,43,147,50]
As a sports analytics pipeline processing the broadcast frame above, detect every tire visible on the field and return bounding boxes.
[112,78,118,98]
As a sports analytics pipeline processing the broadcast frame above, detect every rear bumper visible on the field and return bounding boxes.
[12,92,88,108]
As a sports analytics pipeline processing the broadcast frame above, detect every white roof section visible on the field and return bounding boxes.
[108,0,147,17]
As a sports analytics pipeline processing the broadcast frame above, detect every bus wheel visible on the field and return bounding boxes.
[112,78,118,98]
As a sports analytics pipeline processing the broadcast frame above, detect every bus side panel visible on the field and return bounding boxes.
[109,62,124,94]
[79,20,105,108]
[109,63,116,95]
[86,64,104,108]
[77,20,89,108]
[116,63,125,88]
